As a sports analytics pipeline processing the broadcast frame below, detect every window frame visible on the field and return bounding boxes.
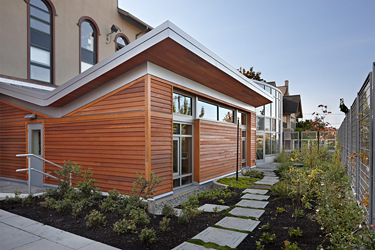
[77,16,101,73]
[114,33,130,51]
[27,0,56,85]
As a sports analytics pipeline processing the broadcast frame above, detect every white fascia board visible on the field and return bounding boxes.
[147,62,255,112]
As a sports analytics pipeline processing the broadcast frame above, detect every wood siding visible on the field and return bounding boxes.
[71,78,145,117]
[44,116,145,193]
[150,77,173,113]
[0,123,27,180]
[249,111,256,166]
[0,101,48,122]
[198,120,241,182]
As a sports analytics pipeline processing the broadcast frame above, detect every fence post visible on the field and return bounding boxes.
[27,156,31,195]
[355,93,360,200]
[369,64,374,229]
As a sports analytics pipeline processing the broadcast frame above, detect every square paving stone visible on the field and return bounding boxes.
[198,204,229,212]
[1,214,38,228]
[0,209,17,220]
[242,189,268,195]
[255,180,278,185]
[215,217,260,232]
[14,239,72,250]
[192,227,248,248]
[236,199,268,208]
[0,228,40,250]
[229,207,265,218]
[241,194,270,200]
[172,241,215,250]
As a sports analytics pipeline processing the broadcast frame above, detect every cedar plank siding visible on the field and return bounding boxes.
[250,112,256,166]
[0,101,48,122]
[0,123,27,180]
[72,79,145,117]
[44,117,145,193]
[198,120,241,182]
[150,76,173,194]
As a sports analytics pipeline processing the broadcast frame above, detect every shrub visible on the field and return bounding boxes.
[85,210,106,227]
[55,199,71,212]
[113,219,137,234]
[289,227,303,237]
[270,181,289,199]
[282,241,300,250]
[128,172,163,208]
[197,187,236,201]
[39,197,56,209]
[217,177,260,189]
[178,196,202,224]
[129,208,150,225]
[293,208,304,218]
[159,216,170,231]
[100,189,123,213]
[276,207,286,214]
[241,168,265,179]
[5,189,22,204]
[22,194,33,205]
[261,222,270,230]
[260,232,276,244]
[71,200,85,218]
[161,204,176,217]
[139,227,157,243]
[255,241,264,250]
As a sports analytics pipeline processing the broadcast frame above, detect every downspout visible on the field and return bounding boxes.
[136,26,149,39]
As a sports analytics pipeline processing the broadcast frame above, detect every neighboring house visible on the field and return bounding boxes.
[0,1,272,198]
[253,80,283,163]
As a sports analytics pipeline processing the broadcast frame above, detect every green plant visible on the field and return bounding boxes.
[217,177,260,189]
[218,199,225,205]
[260,232,276,244]
[113,219,137,234]
[282,241,300,250]
[255,241,264,250]
[21,194,33,205]
[289,227,303,237]
[241,168,265,179]
[293,208,304,218]
[5,189,22,204]
[212,206,220,215]
[270,181,289,199]
[128,172,163,208]
[261,222,270,230]
[159,216,170,231]
[39,197,56,209]
[197,187,236,201]
[85,210,106,227]
[161,203,176,217]
[100,189,123,212]
[139,227,157,243]
[178,196,202,224]
[55,199,71,212]
[276,207,286,214]
[270,217,276,221]
[71,200,85,218]
[129,208,150,225]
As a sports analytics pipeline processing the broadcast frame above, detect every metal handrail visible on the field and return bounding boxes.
[16,154,71,195]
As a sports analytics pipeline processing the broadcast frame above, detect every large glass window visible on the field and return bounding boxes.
[257,116,264,131]
[80,20,96,72]
[265,118,271,131]
[265,133,271,155]
[173,93,192,116]
[265,103,271,116]
[219,107,233,123]
[256,135,263,160]
[30,0,51,83]
[197,101,217,120]
[256,105,265,116]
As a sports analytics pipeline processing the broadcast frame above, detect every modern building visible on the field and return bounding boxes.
[253,80,283,163]
[0,1,273,197]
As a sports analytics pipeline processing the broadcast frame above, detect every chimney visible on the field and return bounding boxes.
[285,80,289,87]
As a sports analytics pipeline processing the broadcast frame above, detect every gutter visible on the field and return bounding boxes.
[117,7,153,39]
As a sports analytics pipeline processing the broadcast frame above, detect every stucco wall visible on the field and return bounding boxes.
[0,0,144,86]
[0,1,28,79]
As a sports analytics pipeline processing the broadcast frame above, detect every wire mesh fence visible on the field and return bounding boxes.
[338,64,374,228]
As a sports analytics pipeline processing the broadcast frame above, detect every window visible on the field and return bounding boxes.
[197,100,217,120]
[173,93,192,116]
[219,107,233,123]
[29,0,53,83]
[256,116,264,130]
[78,17,100,73]
[115,34,129,51]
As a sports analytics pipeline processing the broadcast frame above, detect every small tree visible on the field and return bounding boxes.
[238,66,265,81]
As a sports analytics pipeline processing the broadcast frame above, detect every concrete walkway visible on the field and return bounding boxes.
[172,162,280,250]
[0,180,46,201]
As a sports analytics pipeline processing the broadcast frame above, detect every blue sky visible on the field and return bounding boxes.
[119,0,375,128]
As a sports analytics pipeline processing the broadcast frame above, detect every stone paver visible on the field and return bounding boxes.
[255,179,279,185]
[242,189,268,195]
[248,185,271,190]
[236,199,268,208]
[215,217,260,232]
[13,239,72,250]
[241,194,270,200]
[198,204,229,212]
[172,242,215,250]
[1,227,40,250]
[229,207,265,218]
[192,227,248,249]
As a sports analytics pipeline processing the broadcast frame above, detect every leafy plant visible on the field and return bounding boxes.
[113,219,137,234]
[128,172,163,208]
[241,168,265,179]
[55,199,71,212]
[217,177,260,189]
[129,208,150,225]
[276,207,286,214]
[21,194,33,205]
[159,216,170,231]
[5,189,22,204]
[212,206,219,215]
[289,227,303,237]
[260,232,276,244]
[282,241,300,250]
[293,208,304,218]
[139,227,157,243]
[197,187,236,200]
[178,196,202,224]
[261,222,270,230]
[255,241,264,250]
[71,200,85,218]
[100,189,123,212]
[85,210,106,227]
[39,197,56,209]
[218,199,225,205]
[161,204,176,217]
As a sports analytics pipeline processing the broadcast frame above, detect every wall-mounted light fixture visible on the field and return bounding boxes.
[106,24,121,43]
[24,114,36,119]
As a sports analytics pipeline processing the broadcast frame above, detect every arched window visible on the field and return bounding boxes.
[115,34,129,51]
[29,0,54,84]
[78,17,100,73]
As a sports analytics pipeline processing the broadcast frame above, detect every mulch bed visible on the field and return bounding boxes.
[0,187,329,249]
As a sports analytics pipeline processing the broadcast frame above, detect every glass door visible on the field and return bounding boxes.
[256,134,264,163]
[241,131,247,167]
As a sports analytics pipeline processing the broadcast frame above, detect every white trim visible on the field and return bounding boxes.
[148,191,173,201]
[0,77,55,91]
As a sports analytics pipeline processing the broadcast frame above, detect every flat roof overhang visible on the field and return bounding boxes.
[1,21,272,108]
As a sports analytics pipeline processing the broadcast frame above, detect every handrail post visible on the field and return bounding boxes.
[70,173,72,186]
[27,156,31,195]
